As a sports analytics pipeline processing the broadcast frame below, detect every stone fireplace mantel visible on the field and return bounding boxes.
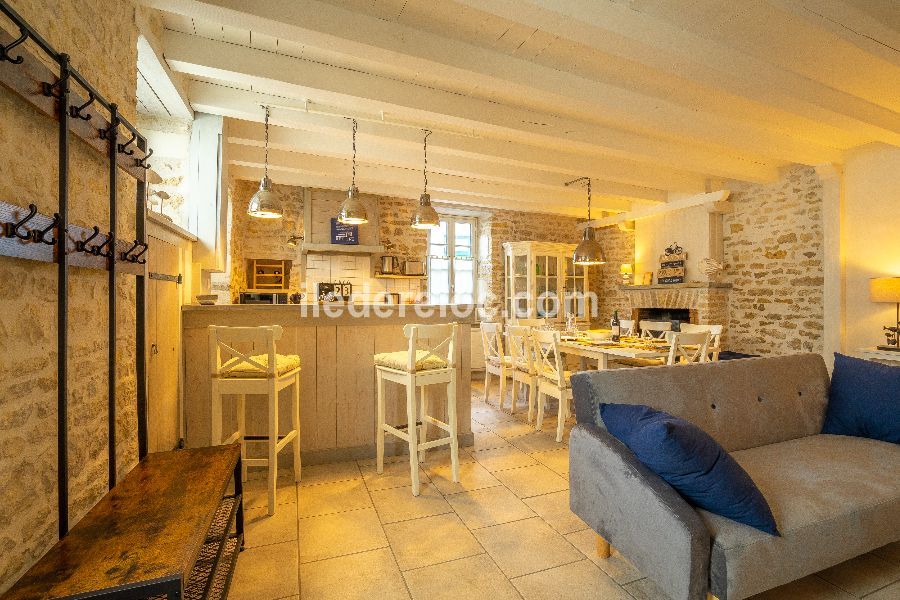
[620,281,730,327]
[620,282,732,291]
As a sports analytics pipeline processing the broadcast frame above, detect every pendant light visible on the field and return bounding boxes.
[338,119,368,225]
[411,129,440,229]
[566,176,607,266]
[247,106,283,219]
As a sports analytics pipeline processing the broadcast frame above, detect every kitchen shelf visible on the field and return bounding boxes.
[301,243,385,255]
[375,274,427,279]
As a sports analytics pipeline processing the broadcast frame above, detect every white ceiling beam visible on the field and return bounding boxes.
[138,0,847,166]
[191,80,708,192]
[457,0,900,147]
[582,191,731,229]
[134,12,192,120]
[226,120,667,204]
[163,30,783,183]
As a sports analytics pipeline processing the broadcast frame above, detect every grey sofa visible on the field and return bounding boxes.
[569,353,900,600]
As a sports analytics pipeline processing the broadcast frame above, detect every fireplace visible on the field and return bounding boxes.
[633,308,695,331]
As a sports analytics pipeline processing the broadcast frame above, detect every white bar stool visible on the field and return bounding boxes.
[209,325,301,515]
[374,323,460,496]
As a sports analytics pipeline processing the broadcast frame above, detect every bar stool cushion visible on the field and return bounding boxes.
[375,350,448,372]
[221,353,301,377]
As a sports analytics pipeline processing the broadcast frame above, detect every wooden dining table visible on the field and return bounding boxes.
[559,336,669,370]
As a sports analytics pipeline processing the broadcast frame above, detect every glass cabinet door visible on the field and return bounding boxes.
[564,258,588,319]
[536,255,559,319]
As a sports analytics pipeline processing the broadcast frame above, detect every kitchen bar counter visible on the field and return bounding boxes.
[182,303,477,465]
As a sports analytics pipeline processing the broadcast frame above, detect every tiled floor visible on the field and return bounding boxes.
[230,379,900,600]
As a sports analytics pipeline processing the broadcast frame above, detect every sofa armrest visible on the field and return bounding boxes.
[569,423,710,600]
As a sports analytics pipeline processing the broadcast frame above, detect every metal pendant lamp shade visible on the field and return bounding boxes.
[338,119,368,225]
[248,106,283,219]
[567,176,607,265]
[411,130,439,229]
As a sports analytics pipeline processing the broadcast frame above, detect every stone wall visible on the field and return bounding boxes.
[135,114,192,229]
[723,165,824,356]
[592,225,636,326]
[0,0,141,592]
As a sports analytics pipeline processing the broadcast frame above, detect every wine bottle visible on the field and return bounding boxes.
[611,310,621,342]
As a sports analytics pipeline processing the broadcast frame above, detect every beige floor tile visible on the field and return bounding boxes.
[420,447,475,469]
[297,478,372,518]
[470,420,489,433]
[229,540,299,600]
[243,504,299,549]
[403,553,522,600]
[298,460,361,486]
[298,507,387,563]
[383,512,483,571]
[818,553,900,597]
[750,575,855,599]
[243,476,298,510]
[531,447,570,475]
[472,407,517,425]
[473,517,583,578]
[445,485,536,529]
[862,581,900,600]
[623,577,670,600]
[472,431,512,452]
[472,445,538,472]
[426,460,503,495]
[873,541,900,566]
[299,547,409,600]
[510,430,568,454]
[511,559,632,600]
[491,419,537,439]
[565,529,642,585]
[370,482,453,524]
[493,464,569,498]
[523,490,587,535]
[360,458,430,492]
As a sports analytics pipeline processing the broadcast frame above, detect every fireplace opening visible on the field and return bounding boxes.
[633,308,693,332]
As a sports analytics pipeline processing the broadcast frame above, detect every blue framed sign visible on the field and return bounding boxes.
[330,218,359,245]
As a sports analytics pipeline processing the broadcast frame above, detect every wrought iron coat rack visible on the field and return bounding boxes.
[0,0,152,540]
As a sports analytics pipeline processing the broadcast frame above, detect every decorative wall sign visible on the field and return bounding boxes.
[657,242,686,284]
[330,218,359,245]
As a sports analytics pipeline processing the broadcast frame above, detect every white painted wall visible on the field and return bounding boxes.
[842,143,900,355]
[634,205,711,283]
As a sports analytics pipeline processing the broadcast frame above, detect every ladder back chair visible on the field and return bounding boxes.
[208,325,301,516]
[374,323,460,496]
[507,325,539,423]
[679,323,724,361]
[639,320,673,339]
[531,328,573,442]
[618,319,636,337]
[480,322,513,412]
[664,330,713,365]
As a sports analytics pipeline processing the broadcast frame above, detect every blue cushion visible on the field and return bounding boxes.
[600,403,780,535]
[823,353,900,443]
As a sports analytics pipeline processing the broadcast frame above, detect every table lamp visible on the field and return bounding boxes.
[870,277,900,351]
[620,263,633,285]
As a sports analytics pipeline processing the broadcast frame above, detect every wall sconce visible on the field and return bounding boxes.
[286,234,304,248]
[620,263,633,286]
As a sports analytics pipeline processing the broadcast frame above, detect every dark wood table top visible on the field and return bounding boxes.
[2,445,240,600]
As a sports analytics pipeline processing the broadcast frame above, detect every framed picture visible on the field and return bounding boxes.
[330,218,359,245]
[642,272,653,285]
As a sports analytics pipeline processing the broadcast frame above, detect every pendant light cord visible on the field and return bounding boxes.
[263,105,270,179]
[586,178,592,221]
[423,129,431,194]
[351,118,358,188]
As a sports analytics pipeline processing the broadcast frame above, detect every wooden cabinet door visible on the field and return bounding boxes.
[147,236,181,452]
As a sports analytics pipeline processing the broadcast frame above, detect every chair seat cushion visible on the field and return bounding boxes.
[487,355,514,367]
[540,368,572,387]
[222,353,300,377]
[823,353,900,443]
[600,403,779,536]
[701,434,900,599]
[375,350,448,371]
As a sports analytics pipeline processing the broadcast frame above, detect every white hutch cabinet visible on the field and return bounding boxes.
[502,241,591,323]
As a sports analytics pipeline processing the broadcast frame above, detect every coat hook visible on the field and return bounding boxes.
[41,71,70,99]
[3,203,38,240]
[0,27,29,64]
[94,232,114,258]
[118,132,136,155]
[30,212,61,245]
[135,148,153,169]
[69,92,95,121]
[133,241,149,264]
[76,225,100,253]
[121,239,140,262]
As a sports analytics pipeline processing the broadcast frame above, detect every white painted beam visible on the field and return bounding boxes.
[581,191,731,229]
[163,30,783,183]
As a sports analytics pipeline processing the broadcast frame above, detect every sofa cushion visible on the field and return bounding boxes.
[823,353,900,443]
[700,434,900,600]
[600,403,779,536]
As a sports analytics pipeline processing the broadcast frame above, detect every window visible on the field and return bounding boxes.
[428,217,477,304]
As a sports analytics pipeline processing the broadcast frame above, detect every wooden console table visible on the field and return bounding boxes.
[1,445,243,600]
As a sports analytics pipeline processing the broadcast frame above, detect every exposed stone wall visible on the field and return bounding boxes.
[723,166,824,356]
[592,225,636,326]
[0,0,140,592]
[135,114,192,229]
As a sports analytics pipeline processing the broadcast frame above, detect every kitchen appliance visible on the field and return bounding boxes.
[317,281,352,302]
[382,293,401,304]
[240,291,289,304]
[403,260,425,276]
[379,255,399,275]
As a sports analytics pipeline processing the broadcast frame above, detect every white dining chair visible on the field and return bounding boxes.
[532,328,572,442]
[665,330,713,364]
[374,323,460,496]
[480,322,513,411]
[507,325,539,423]
[639,320,673,339]
[209,325,301,516]
[618,319,636,337]
[679,323,724,361]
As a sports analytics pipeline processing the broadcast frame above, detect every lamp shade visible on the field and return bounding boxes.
[620,263,633,275]
[247,176,282,218]
[573,227,607,265]
[870,277,900,303]
[338,186,368,225]
[410,192,440,229]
